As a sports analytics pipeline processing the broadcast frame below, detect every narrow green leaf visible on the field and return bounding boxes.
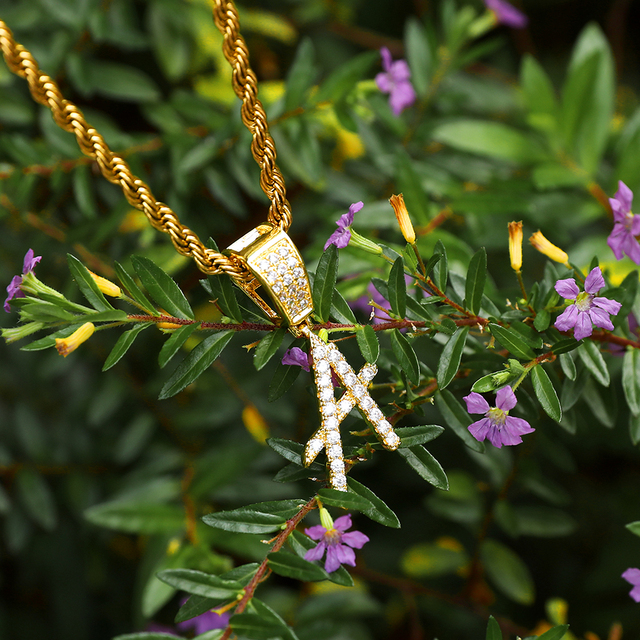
[114,261,156,313]
[626,521,640,537]
[388,256,407,318]
[629,412,640,446]
[202,500,304,534]
[132,256,194,320]
[331,288,357,324]
[577,340,610,386]
[531,366,562,422]
[405,17,432,96]
[267,551,326,582]
[72,164,97,218]
[206,274,243,323]
[347,478,401,528]
[486,616,502,640]
[159,331,234,399]
[314,50,377,103]
[394,425,444,448]
[623,348,640,415]
[312,244,339,323]
[103,323,152,371]
[268,361,302,402]
[158,322,201,369]
[435,391,485,452]
[16,468,57,531]
[356,324,380,364]
[397,445,448,490]
[432,240,448,293]
[253,329,286,371]
[248,598,299,640]
[464,248,487,315]
[481,539,535,605]
[559,353,576,381]
[231,613,283,640]
[157,569,242,599]
[67,254,114,312]
[84,502,184,534]
[537,625,570,640]
[318,488,374,513]
[551,338,582,355]
[489,323,537,360]
[284,37,316,110]
[266,438,304,465]
[90,60,161,102]
[437,326,469,390]
[390,329,420,385]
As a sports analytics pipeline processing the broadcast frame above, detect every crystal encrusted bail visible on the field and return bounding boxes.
[225,224,314,326]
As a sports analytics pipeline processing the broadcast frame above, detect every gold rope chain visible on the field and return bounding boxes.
[0,0,292,280]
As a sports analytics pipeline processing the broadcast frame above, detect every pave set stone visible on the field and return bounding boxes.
[301,326,401,491]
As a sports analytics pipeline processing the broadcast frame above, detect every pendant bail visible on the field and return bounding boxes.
[224,224,314,328]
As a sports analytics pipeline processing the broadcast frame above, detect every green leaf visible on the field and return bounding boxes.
[267,550,326,582]
[405,17,432,96]
[531,365,562,422]
[559,353,576,381]
[205,274,243,323]
[537,625,570,640]
[202,500,305,534]
[284,37,317,111]
[158,322,201,369]
[577,340,610,387]
[159,331,234,399]
[269,361,302,402]
[489,323,537,360]
[103,323,152,371]
[266,438,304,465]
[431,120,548,164]
[72,164,98,218]
[520,55,560,130]
[551,338,582,355]
[314,50,377,103]
[157,569,242,599]
[67,254,114,312]
[312,244,339,323]
[16,468,57,531]
[481,539,535,605]
[464,248,486,315]
[254,329,286,371]
[318,488,374,513]
[347,478,401,528]
[232,598,298,640]
[437,326,469,390]
[356,324,380,364]
[390,329,420,385]
[626,521,640,537]
[84,502,184,534]
[486,616,503,640]
[397,445,448,490]
[629,412,640,446]
[114,261,156,313]
[132,256,194,320]
[331,288,357,324]
[396,148,430,223]
[511,506,576,537]
[89,60,161,102]
[388,256,407,318]
[623,348,640,416]
[432,240,448,293]
[395,425,444,448]
[435,391,485,452]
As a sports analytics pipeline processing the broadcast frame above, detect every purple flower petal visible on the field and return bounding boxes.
[282,347,311,371]
[380,47,393,73]
[622,232,640,264]
[324,545,342,573]
[505,416,535,436]
[463,392,490,415]
[22,249,42,274]
[614,181,634,213]
[555,278,580,300]
[305,541,326,562]
[468,417,492,443]
[376,48,416,116]
[324,227,351,250]
[485,0,528,28]
[554,305,579,333]
[4,275,24,313]
[341,530,370,549]
[305,524,328,540]
[607,224,627,260]
[333,543,357,567]
[389,81,417,116]
[495,386,517,412]
[333,514,353,532]
[573,311,594,340]
[623,567,640,602]
[584,267,605,294]
[375,71,393,94]
[348,201,364,217]
[486,424,507,448]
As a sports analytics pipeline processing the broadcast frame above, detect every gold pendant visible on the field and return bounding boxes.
[226,226,401,491]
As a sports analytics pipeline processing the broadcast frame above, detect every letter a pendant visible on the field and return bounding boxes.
[225,225,401,491]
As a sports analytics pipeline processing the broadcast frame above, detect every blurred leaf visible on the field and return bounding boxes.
[16,468,57,531]
[202,500,305,534]
[464,248,487,315]
[84,502,184,534]
[103,322,152,371]
[481,539,535,605]
[331,288,358,324]
[626,521,640,537]
[629,412,640,446]
[623,348,640,416]
[531,365,562,422]
[388,256,407,318]
[397,445,448,490]
[437,326,469,390]
[72,164,98,218]
[314,50,377,103]
[157,569,242,599]
[489,323,537,360]
[132,256,194,320]
[313,244,339,323]
[148,1,191,80]
[88,60,161,102]
[435,390,485,452]
[158,331,234,399]
[254,329,286,371]
[356,324,380,364]
[405,17,432,96]
[158,322,201,368]
[284,37,317,111]
[67,254,114,312]
[537,625,570,640]
[401,539,468,578]
[114,260,156,313]
[318,488,374,513]
[577,340,610,386]
[559,353,576,381]
[511,506,577,537]
[390,329,420,385]
[268,361,302,402]
[396,148,430,223]
[113,634,184,640]
[432,240,448,293]
[232,598,299,640]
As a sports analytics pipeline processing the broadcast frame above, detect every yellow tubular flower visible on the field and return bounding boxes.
[529,231,570,266]
[55,322,95,357]
[389,193,416,244]
[89,271,121,297]
[508,221,523,272]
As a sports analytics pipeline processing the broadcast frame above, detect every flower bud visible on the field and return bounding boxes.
[529,231,569,266]
[89,271,121,297]
[389,193,416,244]
[508,221,523,272]
[1,321,45,344]
[55,322,95,357]
[348,229,383,255]
[319,507,335,531]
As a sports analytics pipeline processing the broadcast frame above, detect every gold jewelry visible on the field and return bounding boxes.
[0,1,401,490]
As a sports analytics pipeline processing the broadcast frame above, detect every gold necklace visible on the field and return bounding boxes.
[0,0,400,491]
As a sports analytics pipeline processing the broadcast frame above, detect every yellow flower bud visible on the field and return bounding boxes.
[89,271,121,297]
[508,221,523,272]
[242,405,269,443]
[529,231,570,266]
[55,322,95,357]
[389,193,416,244]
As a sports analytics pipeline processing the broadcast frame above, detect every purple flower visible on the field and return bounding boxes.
[484,0,528,28]
[622,568,640,602]
[324,202,363,250]
[177,609,230,635]
[554,267,622,340]
[375,48,416,116]
[282,347,311,372]
[607,181,640,264]
[463,386,534,448]
[305,512,369,573]
[4,248,42,312]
